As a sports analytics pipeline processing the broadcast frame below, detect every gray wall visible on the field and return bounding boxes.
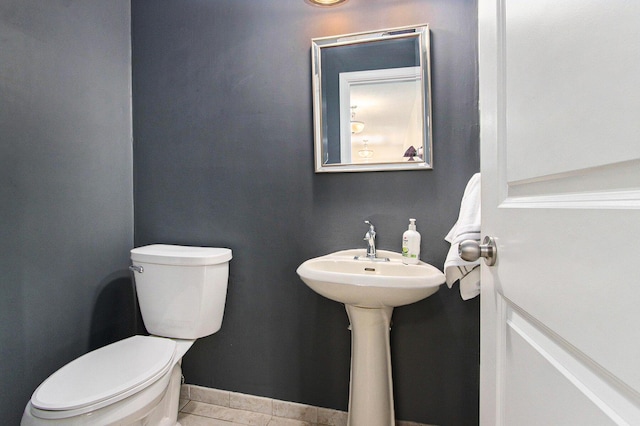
[132,0,479,424]
[0,1,133,424]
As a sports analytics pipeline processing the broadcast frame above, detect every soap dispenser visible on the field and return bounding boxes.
[402,218,421,264]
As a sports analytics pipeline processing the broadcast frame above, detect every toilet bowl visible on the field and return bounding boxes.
[21,244,232,426]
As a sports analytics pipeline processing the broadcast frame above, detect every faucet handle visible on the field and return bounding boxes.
[363,220,376,240]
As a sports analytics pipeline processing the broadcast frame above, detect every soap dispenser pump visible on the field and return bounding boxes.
[402,218,421,264]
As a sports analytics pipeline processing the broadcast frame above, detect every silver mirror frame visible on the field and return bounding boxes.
[311,24,433,173]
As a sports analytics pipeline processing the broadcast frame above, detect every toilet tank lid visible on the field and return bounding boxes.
[131,244,232,265]
[31,335,176,412]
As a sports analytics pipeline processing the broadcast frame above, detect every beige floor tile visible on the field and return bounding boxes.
[180,386,436,426]
[179,398,191,411]
[266,416,313,426]
[181,384,191,400]
[230,391,273,415]
[317,407,347,426]
[178,412,245,425]
[183,401,272,426]
[190,385,231,407]
[272,400,317,423]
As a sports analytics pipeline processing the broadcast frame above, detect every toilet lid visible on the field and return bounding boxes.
[31,335,176,412]
[130,244,232,266]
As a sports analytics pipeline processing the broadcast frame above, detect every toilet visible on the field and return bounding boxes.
[21,244,232,426]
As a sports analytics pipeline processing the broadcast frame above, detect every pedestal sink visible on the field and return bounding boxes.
[296,249,445,426]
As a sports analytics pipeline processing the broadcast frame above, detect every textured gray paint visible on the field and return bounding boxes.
[132,0,478,424]
[0,1,133,423]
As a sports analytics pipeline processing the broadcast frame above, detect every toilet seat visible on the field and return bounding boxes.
[30,336,176,420]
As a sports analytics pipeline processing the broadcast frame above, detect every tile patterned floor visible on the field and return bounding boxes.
[179,400,321,426]
[178,384,433,426]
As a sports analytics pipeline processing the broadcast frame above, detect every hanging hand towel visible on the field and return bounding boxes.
[444,173,481,300]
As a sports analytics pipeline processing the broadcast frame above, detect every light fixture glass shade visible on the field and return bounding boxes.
[351,121,365,134]
[350,105,364,134]
[358,140,374,158]
[306,0,347,6]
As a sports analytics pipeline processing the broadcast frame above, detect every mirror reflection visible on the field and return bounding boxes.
[312,25,432,173]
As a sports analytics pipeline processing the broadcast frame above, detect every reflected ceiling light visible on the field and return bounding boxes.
[351,121,365,134]
[306,0,348,6]
[358,139,374,158]
[350,106,365,134]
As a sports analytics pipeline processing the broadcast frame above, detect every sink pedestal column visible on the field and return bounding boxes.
[345,304,395,426]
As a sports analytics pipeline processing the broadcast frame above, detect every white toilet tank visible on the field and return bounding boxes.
[130,244,232,339]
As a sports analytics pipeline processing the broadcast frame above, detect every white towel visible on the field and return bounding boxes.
[444,173,481,300]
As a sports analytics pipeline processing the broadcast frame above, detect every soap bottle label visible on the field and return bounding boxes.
[402,237,415,258]
[402,233,420,264]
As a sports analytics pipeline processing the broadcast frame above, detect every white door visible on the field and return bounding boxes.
[478,1,640,425]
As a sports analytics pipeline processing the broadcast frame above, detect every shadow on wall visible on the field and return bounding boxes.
[89,271,146,351]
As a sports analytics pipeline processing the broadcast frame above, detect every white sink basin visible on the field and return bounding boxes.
[297,249,446,425]
[296,249,445,308]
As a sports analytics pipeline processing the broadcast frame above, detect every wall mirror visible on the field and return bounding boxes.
[311,24,432,173]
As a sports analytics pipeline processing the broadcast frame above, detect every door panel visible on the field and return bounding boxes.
[504,0,640,182]
[479,1,640,424]
[505,308,617,425]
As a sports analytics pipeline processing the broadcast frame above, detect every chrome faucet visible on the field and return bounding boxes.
[363,220,377,259]
[353,220,390,262]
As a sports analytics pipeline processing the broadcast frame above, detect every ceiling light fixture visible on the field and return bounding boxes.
[358,139,374,158]
[350,106,365,134]
[351,121,365,134]
[305,0,348,7]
